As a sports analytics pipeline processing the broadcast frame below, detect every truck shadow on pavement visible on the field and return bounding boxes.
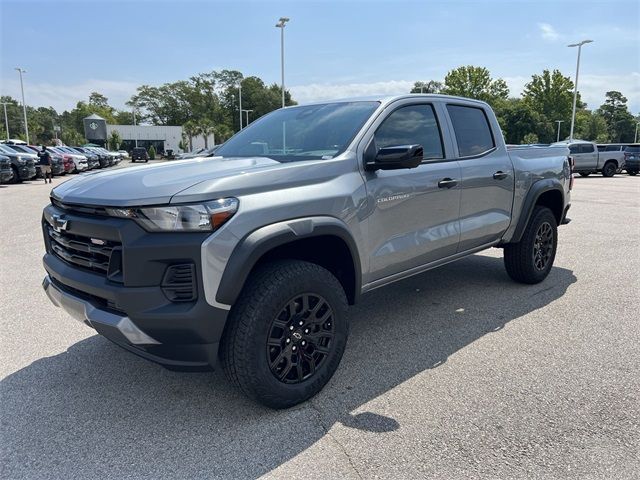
[1,254,576,479]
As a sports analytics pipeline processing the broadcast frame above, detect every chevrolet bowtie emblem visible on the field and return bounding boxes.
[51,214,69,232]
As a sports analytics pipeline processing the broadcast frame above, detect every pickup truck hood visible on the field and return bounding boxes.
[51,157,283,207]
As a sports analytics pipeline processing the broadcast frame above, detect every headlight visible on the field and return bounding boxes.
[106,198,239,232]
[16,156,26,165]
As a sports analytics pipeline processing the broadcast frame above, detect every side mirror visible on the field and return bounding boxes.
[364,144,424,171]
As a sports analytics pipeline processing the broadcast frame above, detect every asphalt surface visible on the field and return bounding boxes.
[1,167,639,479]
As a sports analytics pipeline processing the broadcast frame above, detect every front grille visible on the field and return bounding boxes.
[46,224,121,276]
[51,198,109,216]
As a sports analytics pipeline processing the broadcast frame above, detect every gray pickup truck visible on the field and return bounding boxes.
[41,95,572,408]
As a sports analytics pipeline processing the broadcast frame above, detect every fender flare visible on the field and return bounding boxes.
[511,179,565,243]
[216,216,362,306]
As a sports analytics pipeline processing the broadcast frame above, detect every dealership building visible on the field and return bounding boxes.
[83,114,214,154]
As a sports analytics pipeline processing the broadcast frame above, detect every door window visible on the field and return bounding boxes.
[374,104,444,160]
[579,144,595,153]
[446,105,495,157]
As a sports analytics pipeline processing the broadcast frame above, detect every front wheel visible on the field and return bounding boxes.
[629,171,638,176]
[602,162,616,177]
[220,260,349,409]
[9,165,20,184]
[504,206,558,284]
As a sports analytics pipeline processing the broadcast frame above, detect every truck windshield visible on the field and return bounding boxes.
[215,101,379,162]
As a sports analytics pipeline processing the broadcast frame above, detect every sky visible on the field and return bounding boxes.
[1,0,639,113]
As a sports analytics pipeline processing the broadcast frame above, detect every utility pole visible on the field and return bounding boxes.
[15,67,29,144]
[1,102,9,139]
[242,109,253,127]
[238,81,243,130]
[132,107,138,147]
[568,40,593,141]
[555,120,564,142]
[275,17,290,108]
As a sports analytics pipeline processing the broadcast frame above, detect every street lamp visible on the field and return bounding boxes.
[555,120,564,142]
[2,102,9,140]
[275,17,289,109]
[132,105,138,147]
[567,40,593,141]
[238,81,243,130]
[242,109,254,126]
[635,121,639,143]
[15,67,29,144]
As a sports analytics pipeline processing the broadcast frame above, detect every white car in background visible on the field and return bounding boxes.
[55,146,89,172]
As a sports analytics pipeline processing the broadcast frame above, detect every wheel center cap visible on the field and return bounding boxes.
[292,331,303,341]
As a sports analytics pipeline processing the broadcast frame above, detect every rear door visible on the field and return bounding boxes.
[445,103,515,251]
[580,143,598,168]
[361,101,462,282]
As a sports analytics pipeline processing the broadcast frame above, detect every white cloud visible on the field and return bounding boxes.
[0,78,138,112]
[538,23,560,42]
[290,80,415,104]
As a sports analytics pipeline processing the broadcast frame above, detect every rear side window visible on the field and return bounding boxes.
[446,105,495,157]
[579,144,595,153]
[605,145,620,152]
[374,104,444,160]
[569,145,580,154]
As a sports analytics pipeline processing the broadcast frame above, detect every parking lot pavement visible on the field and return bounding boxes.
[1,172,639,479]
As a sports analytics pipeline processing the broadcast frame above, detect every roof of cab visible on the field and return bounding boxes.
[299,94,490,108]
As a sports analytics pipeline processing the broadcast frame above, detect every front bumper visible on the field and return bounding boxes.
[42,203,229,370]
[18,164,36,180]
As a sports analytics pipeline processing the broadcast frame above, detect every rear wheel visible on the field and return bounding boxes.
[221,260,349,409]
[629,171,638,176]
[504,206,557,284]
[602,162,616,177]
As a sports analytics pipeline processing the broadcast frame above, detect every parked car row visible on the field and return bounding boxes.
[552,140,639,177]
[0,142,126,184]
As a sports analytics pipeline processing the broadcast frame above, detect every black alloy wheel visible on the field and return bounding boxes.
[267,293,335,384]
[533,222,554,271]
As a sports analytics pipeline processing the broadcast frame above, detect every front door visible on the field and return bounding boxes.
[363,103,462,282]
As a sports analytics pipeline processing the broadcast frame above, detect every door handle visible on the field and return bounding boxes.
[438,178,458,189]
[493,171,508,180]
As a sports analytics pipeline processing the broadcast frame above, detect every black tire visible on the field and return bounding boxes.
[629,171,637,176]
[602,162,616,177]
[579,172,590,177]
[220,260,349,409]
[504,206,558,284]
[9,165,20,184]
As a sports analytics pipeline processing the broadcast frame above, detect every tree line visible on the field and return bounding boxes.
[1,66,637,150]
[411,66,638,144]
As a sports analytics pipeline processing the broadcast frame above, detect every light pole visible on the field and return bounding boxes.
[568,40,593,141]
[555,120,564,142]
[242,109,253,126]
[238,81,243,130]
[15,67,29,144]
[275,17,289,109]
[132,106,138,147]
[1,102,9,139]
[635,121,639,143]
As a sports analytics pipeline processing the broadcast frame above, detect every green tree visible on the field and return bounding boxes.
[182,120,198,151]
[410,80,443,94]
[522,133,539,144]
[442,66,509,105]
[89,92,112,111]
[597,91,636,142]
[574,110,609,141]
[108,130,122,150]
[522,70,580,140]
[148,145,156,160]
[495,98,552,144]
[60,129,85,146]
[198,119,216,148]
